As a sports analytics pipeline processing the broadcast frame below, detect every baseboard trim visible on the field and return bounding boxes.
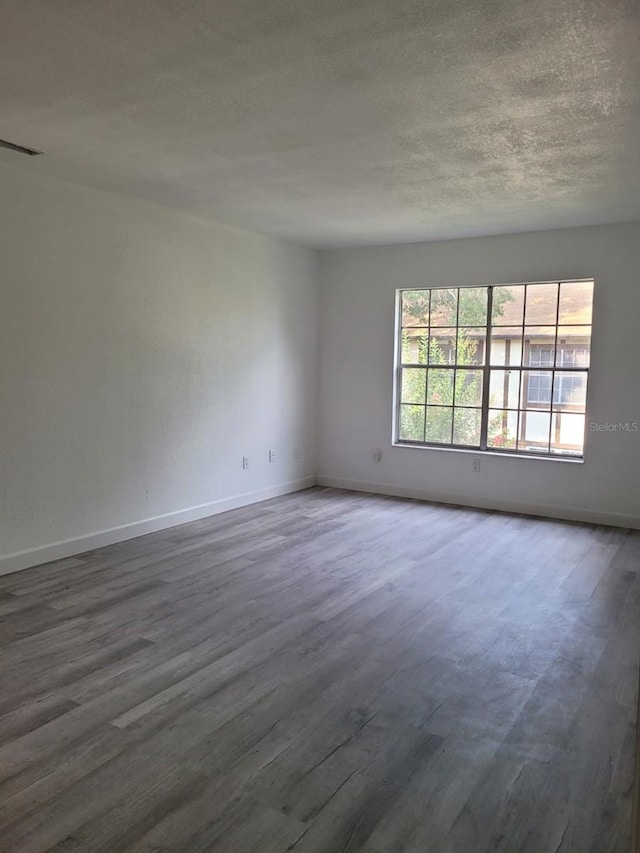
[4,473,638,577]
[316,475,640,530]
[0,476,316,577]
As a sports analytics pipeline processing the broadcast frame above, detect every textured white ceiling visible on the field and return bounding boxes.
[1,0,639,247]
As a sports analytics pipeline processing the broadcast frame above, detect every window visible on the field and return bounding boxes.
[395,280,593,458]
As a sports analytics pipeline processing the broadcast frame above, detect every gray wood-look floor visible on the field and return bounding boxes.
[1,487,639,853]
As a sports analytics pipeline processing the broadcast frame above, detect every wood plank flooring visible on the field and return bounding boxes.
[1,487,639,853]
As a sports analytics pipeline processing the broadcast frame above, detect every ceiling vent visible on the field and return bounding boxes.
[0,138,42,156]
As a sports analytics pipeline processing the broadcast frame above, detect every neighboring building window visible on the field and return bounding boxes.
[526,371,553,404]
[529,347,554,368]
[395,280,593,457]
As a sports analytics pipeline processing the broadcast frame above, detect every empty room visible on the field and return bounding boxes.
[1,1,640,851]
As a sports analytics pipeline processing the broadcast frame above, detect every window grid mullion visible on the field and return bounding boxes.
[400,363,588,372]
[548,282,561,450]
[479,286,493,450]
[423,290,430,442]
[450,289,460,444]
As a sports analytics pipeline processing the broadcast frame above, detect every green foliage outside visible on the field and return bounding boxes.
[399,287,513,446]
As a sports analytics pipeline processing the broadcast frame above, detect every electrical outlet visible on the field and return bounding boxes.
[269,450,276,463]
[293,446,300,461]
[472,458,481,473]
[242,456,249,470]
[372,448,382,463]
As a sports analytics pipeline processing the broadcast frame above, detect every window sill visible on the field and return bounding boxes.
[392,441,584,463]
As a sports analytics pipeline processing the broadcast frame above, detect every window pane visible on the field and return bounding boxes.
[492,285,524,326]
[558,281,593,325]
[427,368,454,405]
[425,406,453,443]
[399,404,425,441]
[457,328,486,365]
[455,369,483,407]
[402,291,430,327]
[551,412,585,455]
[402,329,429,364]
[429,289,458,326]
[525,282,558,325]
[459,287,488,326]
[401,368,426,404]
[524,328,556,367]
[490,328,523,365]
[454,408,481,446]
[556,326,591,367]
[527,344,554,367]
[488,409,518,449]
[522,370,553,409]
[428,329,456,364]
[489,369,519,409]
[518,411,551,452]
[552,371,587,410]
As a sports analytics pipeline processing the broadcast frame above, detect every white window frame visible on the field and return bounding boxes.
[393,279,593,460]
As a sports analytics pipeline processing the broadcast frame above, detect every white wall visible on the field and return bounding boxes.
[3,168,639,578]
[0,163,318,573]
[318,223,640,528]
